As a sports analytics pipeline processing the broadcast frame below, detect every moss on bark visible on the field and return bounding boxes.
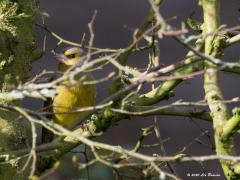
[0,0,38,179]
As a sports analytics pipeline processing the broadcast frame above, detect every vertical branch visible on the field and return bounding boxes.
[202,0,238,178]
[0,0,39,179]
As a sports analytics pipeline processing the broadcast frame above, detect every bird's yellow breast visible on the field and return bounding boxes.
[53,74,96,127]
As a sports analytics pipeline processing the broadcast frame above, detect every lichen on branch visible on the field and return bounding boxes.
[0,0,39,179]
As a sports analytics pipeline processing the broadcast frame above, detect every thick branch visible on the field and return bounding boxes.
[0,0,39,179]
[202,0,238,179]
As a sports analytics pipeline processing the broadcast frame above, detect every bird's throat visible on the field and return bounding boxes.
[58,63,71,72]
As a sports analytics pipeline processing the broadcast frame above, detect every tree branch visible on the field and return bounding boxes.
[202,0,239,178]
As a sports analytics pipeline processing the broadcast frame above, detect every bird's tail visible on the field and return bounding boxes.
[42,126,54,143]
[42,97,55,143]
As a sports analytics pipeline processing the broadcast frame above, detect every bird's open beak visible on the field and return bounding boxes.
[55,53,67,63]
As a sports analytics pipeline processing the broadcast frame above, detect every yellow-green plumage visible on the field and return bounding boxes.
[53,75,95,127]
[52,47,96,127]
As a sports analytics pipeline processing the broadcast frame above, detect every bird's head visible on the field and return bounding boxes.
[56,47,86,67]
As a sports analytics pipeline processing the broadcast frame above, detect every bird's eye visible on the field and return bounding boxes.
[66,54,76,59]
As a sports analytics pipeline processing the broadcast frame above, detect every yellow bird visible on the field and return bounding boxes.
[53,47,96,127]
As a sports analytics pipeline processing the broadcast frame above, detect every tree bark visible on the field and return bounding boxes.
[0,0,39,179]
